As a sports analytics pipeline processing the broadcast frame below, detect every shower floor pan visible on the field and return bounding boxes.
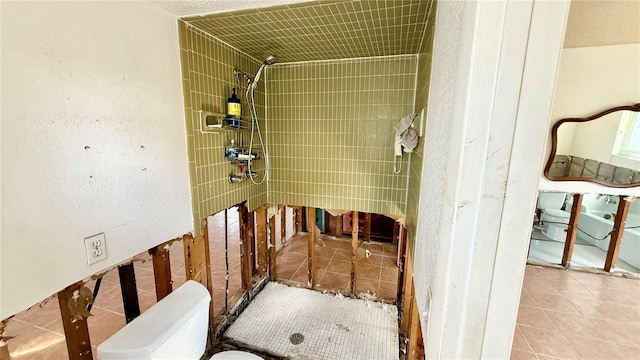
[224,282,399,360]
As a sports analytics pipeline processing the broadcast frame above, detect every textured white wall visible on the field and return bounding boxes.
[1,1,192,318]
[540,43,640,196]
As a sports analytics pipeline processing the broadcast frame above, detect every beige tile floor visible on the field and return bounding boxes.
[275,232,400,302]
[511,265,640,360]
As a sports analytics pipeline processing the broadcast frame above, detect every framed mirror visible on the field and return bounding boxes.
[544,103,640,188]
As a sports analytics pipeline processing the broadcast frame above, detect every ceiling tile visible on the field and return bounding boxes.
[184,0,434,63]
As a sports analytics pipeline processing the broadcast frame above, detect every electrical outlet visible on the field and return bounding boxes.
[84,233,107,265]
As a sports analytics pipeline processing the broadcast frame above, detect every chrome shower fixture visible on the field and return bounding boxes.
[251,54,277,90]
[263,55,277,65]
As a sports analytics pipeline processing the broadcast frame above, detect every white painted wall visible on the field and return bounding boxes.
[566,112,622,164]
[540,43,640,196]
[1,1,192,319]
[414,1,569,358]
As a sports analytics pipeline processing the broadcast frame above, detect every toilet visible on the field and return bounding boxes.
[97,280,263,360]
[536,192,571,241]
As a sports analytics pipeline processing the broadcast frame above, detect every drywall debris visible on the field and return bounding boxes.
[335,323,350,332]
[365,249,372,258]
[67,286,94,321]
[358,291,377,302]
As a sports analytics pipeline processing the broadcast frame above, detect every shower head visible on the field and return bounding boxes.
[250,55,277,90]
[264,55,277,65]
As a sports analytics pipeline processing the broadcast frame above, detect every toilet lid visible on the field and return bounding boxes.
[209,350,264,360]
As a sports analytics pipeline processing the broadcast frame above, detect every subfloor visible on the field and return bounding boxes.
[528,228,639,273]
[511,265,640,360]
[224,282,399,360]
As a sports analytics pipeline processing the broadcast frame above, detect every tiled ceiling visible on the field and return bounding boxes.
[182,0,434,63]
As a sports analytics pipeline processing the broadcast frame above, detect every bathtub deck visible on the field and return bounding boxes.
[224,282,399,360]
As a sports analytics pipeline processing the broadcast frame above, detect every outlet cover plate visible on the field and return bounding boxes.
[84,232,107,265]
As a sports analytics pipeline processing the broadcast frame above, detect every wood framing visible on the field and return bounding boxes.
[280,205,287,242]
[57,282,92,359]
[149,243,172,301]
[335,214,343,238]
[363,213,371,241]
[183,233,209,288]
[269,214,277,278]
[200,219,215,349]
[295,207,302,233]
[255,206,268,277]
[397,225,407,302]
[401,249,414,337]
[604,196,631,272]
[393,221,400,245]
[408,296,425,360]
[350,211,359,295]
[308,207,317,288]
[117,263,141,323]
[238,204,252,290]
[0,344,9,360]
[561,193,583,267]
[248,210,257,276]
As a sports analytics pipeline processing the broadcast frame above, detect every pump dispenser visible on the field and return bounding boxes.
[226,88,241,129]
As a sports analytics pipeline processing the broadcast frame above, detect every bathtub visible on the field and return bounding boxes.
[578,210,640,270]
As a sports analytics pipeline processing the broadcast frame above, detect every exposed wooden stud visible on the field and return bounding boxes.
[238,204,252,290]
[401,250,414,337]
[561,193,583,267]
[408,296,425,360]
[0,343,9,360]
[149,244,172,301]
[335,214,343,238]
[118,263,141,323]
[57,282,92,360]
[200,218,215,350]
[397,226,408,303]
[350,211,359,296]
[605,196,631,272]
[393,221,400,245]
[269,214,277,279]
[308,207,317,288]
[294,207,302,233]
[248,211,257,276]
[363,213,371,241]
[255,206,268,277]
[280,205,287,242]
[183,234,209,288]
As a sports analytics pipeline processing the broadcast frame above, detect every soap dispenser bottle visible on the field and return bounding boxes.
[226,88,241,129]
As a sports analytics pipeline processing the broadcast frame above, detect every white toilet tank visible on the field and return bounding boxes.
[537,192,567,210]
[97,280,211,360]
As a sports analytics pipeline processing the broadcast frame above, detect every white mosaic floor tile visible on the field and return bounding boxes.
[225,282,399,360]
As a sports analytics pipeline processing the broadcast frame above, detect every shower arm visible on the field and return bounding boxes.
[234,68,254,85]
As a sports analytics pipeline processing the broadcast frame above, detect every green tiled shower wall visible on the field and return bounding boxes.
[266,56,417,216]
[178,21,267,234]
[406,2,437,253]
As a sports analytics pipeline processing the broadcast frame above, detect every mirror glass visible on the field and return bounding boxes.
[545,104,640,187]
[528,191,640,274]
